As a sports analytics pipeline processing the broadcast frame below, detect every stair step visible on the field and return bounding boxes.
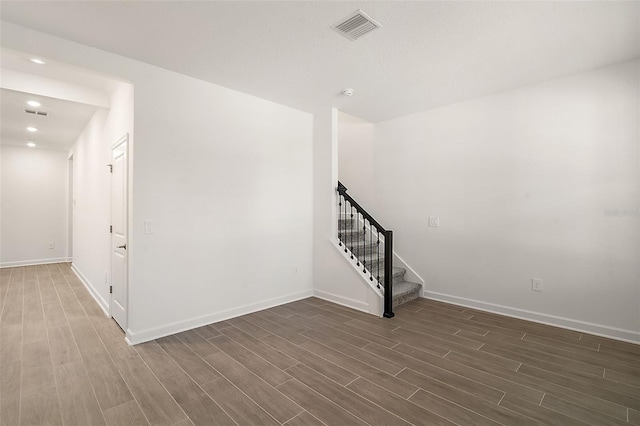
[339,215,419,309]
[341,241,384,257]
[338,218,387,231]
[338,218,358,229]
[380,267,406,285]
[340,228,382,238]
[339,229,387,245]
[391,267,405,282]
[341,248,402,284]
[392,281,421,308]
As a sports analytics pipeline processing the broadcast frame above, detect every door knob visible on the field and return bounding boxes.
[117,244,127,250]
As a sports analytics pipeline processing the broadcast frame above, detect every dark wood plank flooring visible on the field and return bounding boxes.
[1,263,639,425]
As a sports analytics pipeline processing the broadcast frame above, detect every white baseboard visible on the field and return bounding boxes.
[126,289,314,345]
[313,289,371,314]
[70,264,109,316]
[1,257,72,268]
[424,291,640,344]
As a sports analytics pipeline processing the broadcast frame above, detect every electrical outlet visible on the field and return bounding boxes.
[428,216,440,227]
[532,278,543,292]
[48,242,54,249]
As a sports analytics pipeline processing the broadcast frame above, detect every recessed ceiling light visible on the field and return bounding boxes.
[27,100,41,107]
[27,142,37,148]
[27,127,38,132]
[30,58,46,65]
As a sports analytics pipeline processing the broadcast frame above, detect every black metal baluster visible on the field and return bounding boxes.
[337,192,342,246]
[343,199,348,253]
[356,212,361,266]
[376,229,381,285]
[362,218,367,273]
[350,205,355,259]
[370,224,374,282]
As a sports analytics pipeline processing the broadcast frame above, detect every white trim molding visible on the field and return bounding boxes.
[126,289,314,345]
[0,257,72,268]
[71,264,109,316]
[313,289,371,313]
[424,291,640,344]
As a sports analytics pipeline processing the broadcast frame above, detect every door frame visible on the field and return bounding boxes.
[110,133,129,328]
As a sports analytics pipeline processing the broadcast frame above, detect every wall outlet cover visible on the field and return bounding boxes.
[532,278,543,292]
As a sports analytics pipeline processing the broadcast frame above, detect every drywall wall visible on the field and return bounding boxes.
[0,145,69,266]
[69,107,110,309]
[1,22,314,343]
[370,60,640,341]
[313,108,383,314]
[338,112,375,208]
[70,81,132,313]
[129,65,313,342]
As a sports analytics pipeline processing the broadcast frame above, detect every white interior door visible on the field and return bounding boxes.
[111,136,128,330]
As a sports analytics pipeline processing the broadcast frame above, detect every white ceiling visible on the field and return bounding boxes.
[0,88,100,151]
[1,48,123,94]
[1,1,639,122]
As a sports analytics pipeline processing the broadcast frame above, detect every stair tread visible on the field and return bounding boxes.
[338,218,419,308]
[391,267,405,276]
[392,280,421,297]
[364,267,404,278]
[350,242,383,249]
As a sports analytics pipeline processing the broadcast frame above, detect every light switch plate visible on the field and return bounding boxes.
[428,216,440,227]
[144,220,155,234]
[532,278,543,292]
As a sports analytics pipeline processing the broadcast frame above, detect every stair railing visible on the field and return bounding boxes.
[337,181,394,318]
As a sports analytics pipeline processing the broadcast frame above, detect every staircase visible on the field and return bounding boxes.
[338,215,422,312]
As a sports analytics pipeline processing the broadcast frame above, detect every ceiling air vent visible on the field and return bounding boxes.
[332,9,381,41]
[24,108,48,117]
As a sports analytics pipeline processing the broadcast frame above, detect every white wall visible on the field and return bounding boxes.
[0,145,70,266]
[70,81,132,312]
[338,112,375,208]
[2,22,314,344]
[130,68,313,342]
[312,108,382,314]
[369,60,640,341]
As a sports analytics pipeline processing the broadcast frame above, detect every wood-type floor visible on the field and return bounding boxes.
[1,263,639,425]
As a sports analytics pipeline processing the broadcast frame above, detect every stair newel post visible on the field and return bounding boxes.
[383,230,394,318]
[337,182,346,253]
